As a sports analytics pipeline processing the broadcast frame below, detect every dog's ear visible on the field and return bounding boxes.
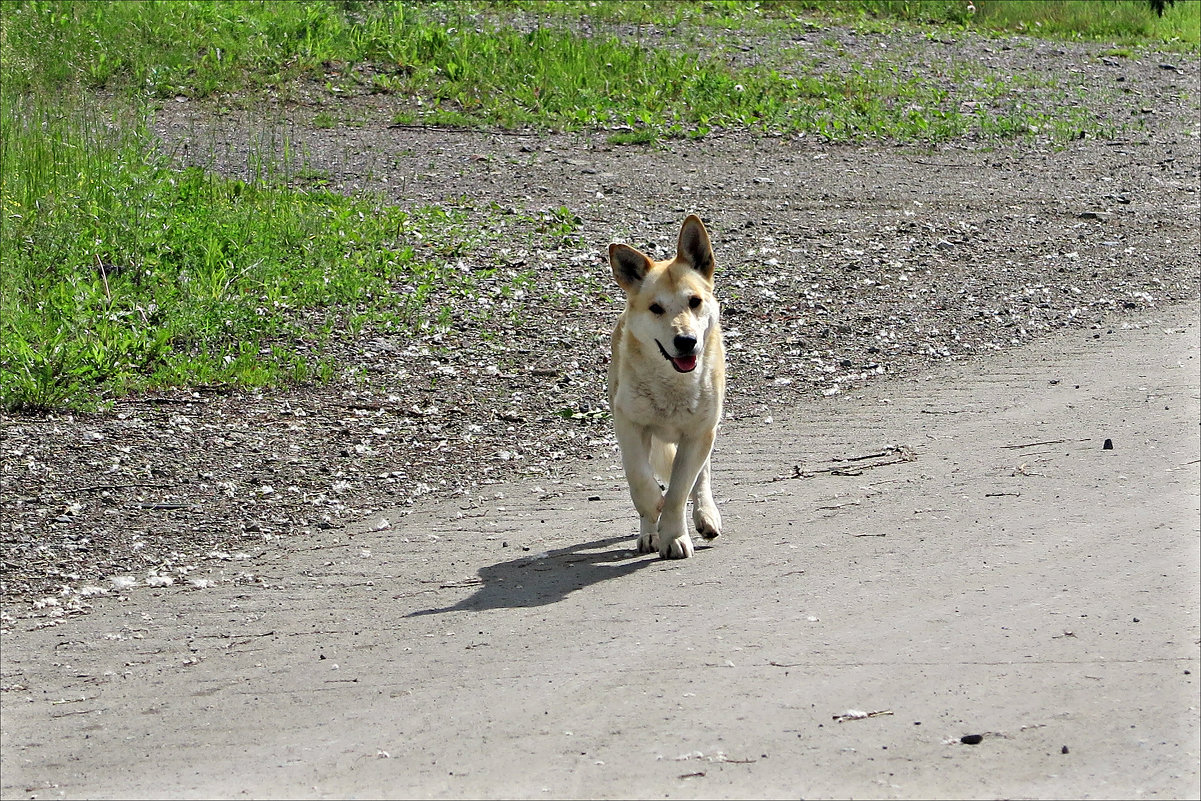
[676,214,714,281]
[609,243,652,291]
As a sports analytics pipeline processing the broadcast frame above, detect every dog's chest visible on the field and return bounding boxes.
[617,372,718,433]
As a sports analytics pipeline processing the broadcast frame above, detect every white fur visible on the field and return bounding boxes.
[607,215,726,559]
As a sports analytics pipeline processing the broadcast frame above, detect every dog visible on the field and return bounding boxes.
[607,214,726,559]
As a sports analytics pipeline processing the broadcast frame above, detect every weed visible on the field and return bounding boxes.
[607,129,659,145]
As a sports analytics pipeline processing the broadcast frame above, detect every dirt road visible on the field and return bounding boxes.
[3,298,1197,800]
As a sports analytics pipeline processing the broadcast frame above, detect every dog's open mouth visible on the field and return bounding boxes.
[656,341,698,373]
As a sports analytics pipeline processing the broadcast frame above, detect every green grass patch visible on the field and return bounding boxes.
[0,92,548,412]
[968,0,1200,46]
[607,128,660,145]
[510,0,1200,48]
[4,1,1189,144]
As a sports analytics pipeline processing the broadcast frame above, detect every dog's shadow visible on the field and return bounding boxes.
[406,535,688,616]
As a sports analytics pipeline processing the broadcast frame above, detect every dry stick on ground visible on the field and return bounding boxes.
[834,447,913,463]
[1001,439,1067,449]
[833,709,895,722]
[817,501,861,510]
[784,446,916,480]
[50,709,100,719]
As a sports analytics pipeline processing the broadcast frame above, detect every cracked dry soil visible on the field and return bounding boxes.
[1,27,1198,622]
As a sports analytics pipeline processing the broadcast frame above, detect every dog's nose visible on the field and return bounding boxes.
[673,334,697,355]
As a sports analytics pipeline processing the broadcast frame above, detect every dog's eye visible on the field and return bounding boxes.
[688,296,703,309]
[649,303,665,315]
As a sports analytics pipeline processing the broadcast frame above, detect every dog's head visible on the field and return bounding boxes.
[609,214,718,374]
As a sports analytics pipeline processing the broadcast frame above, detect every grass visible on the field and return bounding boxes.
[0,91,554,411]
[608,129,661,146]
[968,0,1200,44]
[3,1,1194,142]
[0,0,1196,411]
[506,1,1199,47]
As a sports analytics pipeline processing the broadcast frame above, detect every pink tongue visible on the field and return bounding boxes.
[672,354,698,372]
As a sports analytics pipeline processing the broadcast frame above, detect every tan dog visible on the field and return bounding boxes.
[608,214,725,559]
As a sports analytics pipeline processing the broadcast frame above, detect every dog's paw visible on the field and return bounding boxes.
[693,506,722,540]
[636,519,659,554]
[659,532,695,559]
[657,514,694,559]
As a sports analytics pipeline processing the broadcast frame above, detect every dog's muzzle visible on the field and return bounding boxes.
[657,336,699,373]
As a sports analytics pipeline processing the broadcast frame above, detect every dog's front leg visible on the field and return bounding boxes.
[659,430,715,559]
[614,417,664,553]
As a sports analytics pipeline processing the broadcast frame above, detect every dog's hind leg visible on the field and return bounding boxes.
[614,417,665,553]
[650,439,676,489]
[691,457,721,540]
